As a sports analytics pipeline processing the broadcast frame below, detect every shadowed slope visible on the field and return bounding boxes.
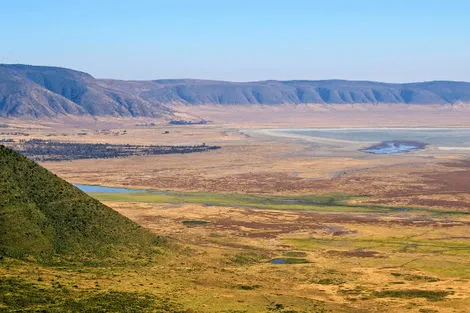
[0,64,172,118]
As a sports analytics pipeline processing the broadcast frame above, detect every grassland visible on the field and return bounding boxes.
[4,181,469,311]
[89,189,470,216]
[2,119,470,312]
[89,191,371,212]
[91,190,469,313]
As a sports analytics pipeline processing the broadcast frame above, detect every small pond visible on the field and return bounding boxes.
[270,258,309,264]
[360,140,427,154]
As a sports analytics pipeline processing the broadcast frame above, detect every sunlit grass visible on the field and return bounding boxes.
[285,236,470,278]
[286,237,470,253]
[88,190,468,216]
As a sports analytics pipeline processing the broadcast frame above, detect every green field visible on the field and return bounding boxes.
[89,190,468,216]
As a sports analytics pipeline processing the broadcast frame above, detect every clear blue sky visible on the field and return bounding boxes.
[1,0,469,82]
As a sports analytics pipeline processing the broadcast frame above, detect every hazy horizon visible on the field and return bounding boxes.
[4,62,470,84]
[2,0,470,82]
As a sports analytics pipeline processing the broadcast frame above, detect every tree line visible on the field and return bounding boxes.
[3,139,221,161]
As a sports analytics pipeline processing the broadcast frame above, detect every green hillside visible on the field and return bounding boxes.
[0,145,164,264]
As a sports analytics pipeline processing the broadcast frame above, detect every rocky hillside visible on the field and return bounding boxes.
[0,64,172,118]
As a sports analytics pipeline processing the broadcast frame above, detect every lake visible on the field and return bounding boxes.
[360,140,427,154]
[267,128,470,154]
[74,184,147,193]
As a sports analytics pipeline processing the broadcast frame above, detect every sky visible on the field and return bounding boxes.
[1,0,470,82]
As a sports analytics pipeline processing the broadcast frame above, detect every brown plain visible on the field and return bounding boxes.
[2,104,470,312]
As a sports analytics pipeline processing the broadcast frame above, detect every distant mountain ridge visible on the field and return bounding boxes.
[2,64,470,118]
[0,64,172,118]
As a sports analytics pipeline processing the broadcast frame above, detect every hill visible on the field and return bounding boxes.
[0,145,163,263]
[140,79,470,105]
[2,64,470,118]
[0,64,172,118]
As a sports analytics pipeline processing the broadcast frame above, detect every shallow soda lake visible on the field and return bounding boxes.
[268,128,470,154]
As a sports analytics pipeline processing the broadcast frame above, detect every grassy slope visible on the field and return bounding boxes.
[0,146,199,312]
[0,145,163,263]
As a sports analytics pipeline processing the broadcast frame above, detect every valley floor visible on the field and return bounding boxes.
[3,191,469,312]
[1,113,470,312]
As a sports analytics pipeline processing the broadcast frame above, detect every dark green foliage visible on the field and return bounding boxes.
[63,291,192,313]
[266,302,327,313]
[338,286,367,296]
[267,303,285,311]
[283,251,307,257]
[0,145,164,263]
[315,277,345,285]
[281,258,310,264]
[235,284,261,290]
[230,252,268,265]
[0,277,193,312]
[6,139,220,162]
[0,277,57,309]
[390,272,440,282]
[181,220,209,226]
[373,289,453,301]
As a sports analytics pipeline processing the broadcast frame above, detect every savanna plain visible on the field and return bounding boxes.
[1,107,470,313]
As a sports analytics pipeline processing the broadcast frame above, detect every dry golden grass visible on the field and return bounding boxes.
[97,199,470,312]
[2,113,470,312]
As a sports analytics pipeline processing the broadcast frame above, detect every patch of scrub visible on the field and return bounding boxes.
[360,141,427,154]
[181,220,209,226]
[390,272,440,282]
[283,251,307,257]
[235,284,262,290]
[231,252,269,265]
[372,289,453,301]
[327,249,384,258]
